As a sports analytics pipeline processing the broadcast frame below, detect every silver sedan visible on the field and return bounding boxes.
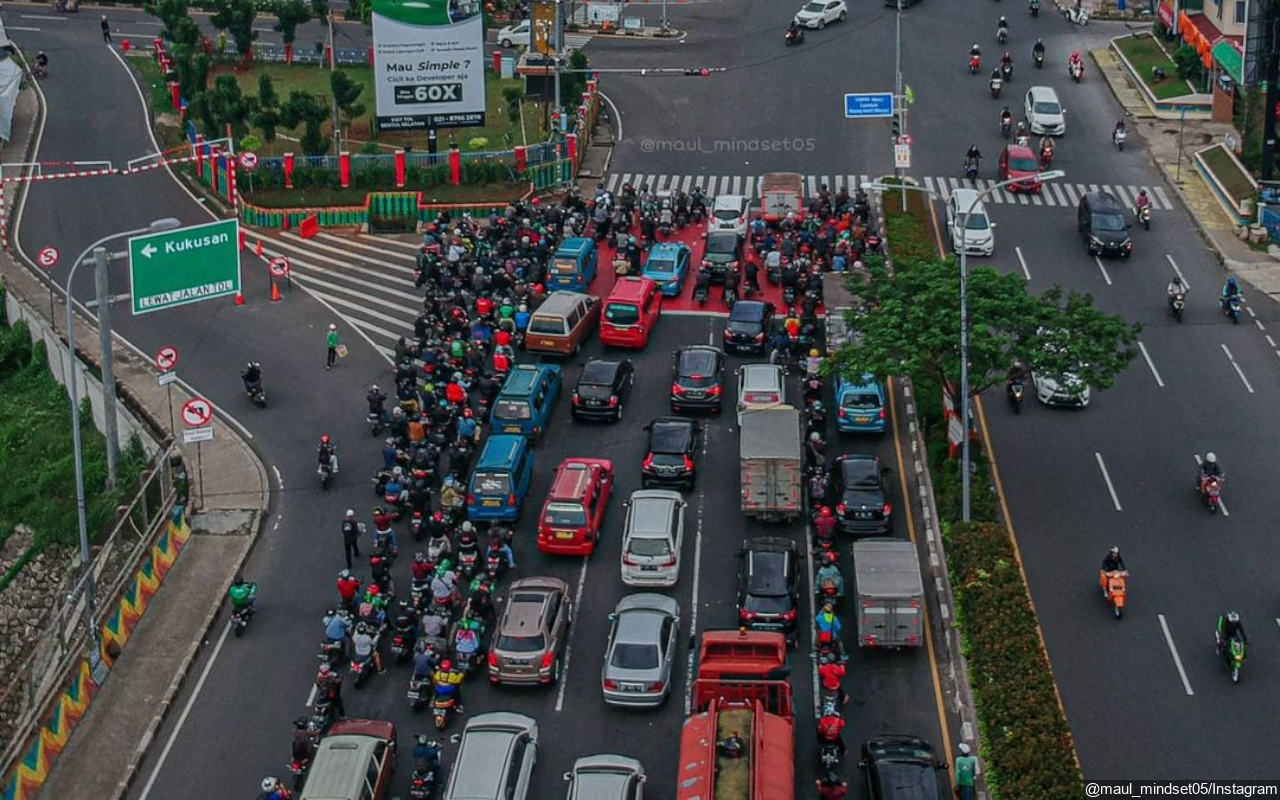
[600,594,680,708]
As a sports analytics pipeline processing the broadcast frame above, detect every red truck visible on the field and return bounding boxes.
[675,630,794,800]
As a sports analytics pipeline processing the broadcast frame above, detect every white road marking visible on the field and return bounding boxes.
[554,557,590,711]
[1164,254,1188,288]
[1192,454,1230,516]
[1267,335,1276,348]
[1220,343,1254,394]
[1256,319,1266,332]
[1247,305,1257,318]
[138,622,233,799]
[305,682,317,707]
[1137,341,1164,387]
[682,424,710,711]
[5,25,42,31]
[272,464,283,490]
[20,14,66,20]
[1157,614,1195,696]
[1015,246,1030,280]
[1094,257,1112,286]
[1094,452,1122,511]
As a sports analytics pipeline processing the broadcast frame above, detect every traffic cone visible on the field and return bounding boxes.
[234,292,245,306]
[254,240,264,257]
[270,281,282,302]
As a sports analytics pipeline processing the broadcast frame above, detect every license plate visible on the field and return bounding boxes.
[856,511,873,519]
[508,658,530,666]
[586,399,603,406]
[640,565,658,571]
[687,391,704,397]
[538,339,555,346]
[855,417,870,423]
[482,499,500,507]
[621,682,645,692]
[555,531,574,539]
[503,425,521,433]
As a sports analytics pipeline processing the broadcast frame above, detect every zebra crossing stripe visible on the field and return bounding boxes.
[1153,186,1172,209]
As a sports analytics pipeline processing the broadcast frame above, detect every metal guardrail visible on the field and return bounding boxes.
[0,443,178,768]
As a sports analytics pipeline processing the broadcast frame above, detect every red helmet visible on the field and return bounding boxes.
[463,407,474,418]
[530,196,540,206]
[440,659,453,671]
[817,631,832,644]
[820,506,832,518]
[320,434,331,444]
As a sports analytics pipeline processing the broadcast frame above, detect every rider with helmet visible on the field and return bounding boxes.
[1221,276,1242,312]
[1217,611,1247,652]
[815,551,844,598]
[317,434,338,474]
[1100,546,1126,574]
[258,776,289,800]
[1199,452,1223,481]
[241,361,262,393]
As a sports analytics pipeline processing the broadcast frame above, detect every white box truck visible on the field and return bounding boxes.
[852,538,925,648]
[739,407,802,522]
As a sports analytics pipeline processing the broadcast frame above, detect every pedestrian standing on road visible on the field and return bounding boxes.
[955,742,978,800]
[326,323,340,370]
[100,15,112,43]
[341,509,361,569]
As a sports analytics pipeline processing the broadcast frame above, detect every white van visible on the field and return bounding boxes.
[946,188,995,257]
[1024,85,1066,136]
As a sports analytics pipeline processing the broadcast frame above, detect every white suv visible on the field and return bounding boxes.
[1025,85,1066,136]
[736,363,786,425]
[711,194,749,237]
[445,713,538,800]
[946,188,995,257]
[621,489,686,587]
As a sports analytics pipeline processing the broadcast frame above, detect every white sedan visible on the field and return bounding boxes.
[794,0,847,29]
[496,20,530,48]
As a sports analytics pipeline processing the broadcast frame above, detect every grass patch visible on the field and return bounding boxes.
[879,181,939,264]
[127,54,189,149]
[1114,35,1195,100]
[242,181,529,208]
[0,288,149,590]
[1199,144,1256,205]
[211,63,550,154]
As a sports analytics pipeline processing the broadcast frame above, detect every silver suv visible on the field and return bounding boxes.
[444,712,538,800]
[489,576,572,686]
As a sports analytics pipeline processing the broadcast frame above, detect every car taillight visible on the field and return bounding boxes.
[707,385,722,396]
[683,455,693,470]
[488,651,499,667]
[882,502,893,516]
[672,383,687,396]
[662,554,677,566]
[862,634,878,646]
[622,553,636,565]
[648,681,666,691]
[643,454,654,470]
[754,332,765,341]
[701,260,711,267]
[507,493,517,506]
[540,650,555,670]
[466,493,475,505]
[781,608,797,621]
[722,329,731,339]
[571,392,580,405]
[837,503,847,515]
[609,395,619,406]
[878,408,886,420]
[603,679,618,690]
[739,608,755,621]
[838,407,846,418]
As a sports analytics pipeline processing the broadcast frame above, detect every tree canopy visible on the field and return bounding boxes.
[210,0,258,63]
[830,254,1140,400]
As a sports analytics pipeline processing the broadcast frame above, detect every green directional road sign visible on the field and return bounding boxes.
[128,219,241,315]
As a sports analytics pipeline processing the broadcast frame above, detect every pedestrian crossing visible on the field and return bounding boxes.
[563,33,593,49]
[257,231,423,363]
[601,172,1176,211]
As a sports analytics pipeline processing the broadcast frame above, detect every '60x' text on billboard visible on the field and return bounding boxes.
[372,0,486,131]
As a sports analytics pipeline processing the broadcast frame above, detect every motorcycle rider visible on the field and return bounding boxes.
[989,67,1002,92]
[1134,188,1151,216]
[965,143,982,170]
[1166,275,1187,308]
[1220,276,1242,312]
[412,735,446,788]
[816,600,843,656]
[351,621,385,674]
[257,776,289,800]
[805,348,824,380]
[722,265,740,305]
[291,716,315,764]
[818,652,848,707]
[805,431,827,470]
[373,506,399,553]
[1000,50,1013,76]
[1006,360,1030,390]
[323,607,352,655]
[970,43,982,60]
[816,772,850,800]
[242,361,263,395]
[1014,121,1029,146]
[486,529,517,569]
[391,599,418,651]
[318,434,338,474]
[315,662,346,717]
[1199,452,1223,482]
[814,505,837,543]
[815,551,844,598]
[996,15,1009,39]
[1032,37,1045,62]
[228,574,255,613]
[694,264,711,301]
[432,658,465,707]
[1217,611,1247,653]
[1000,106,1013,135]
[816,704,848,760]
[367,384,388,423]
[336,569,361,611]
[1112,118,1127,145]
[431,561,459,607]
[786,19,803,43]
[1038,134,1055,164]
[1100,546,1127,574]
[370,555,393,597]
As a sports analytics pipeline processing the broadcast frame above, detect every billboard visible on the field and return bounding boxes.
[372,0,486,130]
[531,0,556,56]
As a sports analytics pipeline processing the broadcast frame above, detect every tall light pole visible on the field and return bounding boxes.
[553,0,563,132]
[63,218,181,639]
[893,0,905,207]
[863,170,1064,522]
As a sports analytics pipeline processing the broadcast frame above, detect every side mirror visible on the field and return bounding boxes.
[608,613,617,622]
[989,222,998,228]
[622,500,631,508]
[563,772,573,782]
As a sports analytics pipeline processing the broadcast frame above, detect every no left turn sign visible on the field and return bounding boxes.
[180,397,214,428]
[239,151,259,171]
[154,345,178,372]
[268,256,290,277]
[37,246,59,269]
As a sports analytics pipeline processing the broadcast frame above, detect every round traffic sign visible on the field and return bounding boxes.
[898,133,914,146]
[239,151,259,171]
[268,256,290,277]
[154,345,178,372]
[180,397,214,428]
[36,246,59,269]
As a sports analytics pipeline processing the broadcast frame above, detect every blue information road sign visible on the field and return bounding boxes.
[844,92,895,119]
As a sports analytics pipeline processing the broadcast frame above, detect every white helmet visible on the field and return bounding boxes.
[346,509,355,518]
[262,777,280,792]
[1205,452,1217,464]
[328,323,337,331]
[461,521,474,532]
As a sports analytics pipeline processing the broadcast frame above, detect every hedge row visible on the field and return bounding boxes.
[881,191,1084,800]
[246,159,520,192]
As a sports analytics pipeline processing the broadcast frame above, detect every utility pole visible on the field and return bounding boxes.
[1263,0,1280,180]
[553,0,563,129]
[92,247,119,487]
[329,9,340,156]
[661,0,670,31]
[893,0,906,207]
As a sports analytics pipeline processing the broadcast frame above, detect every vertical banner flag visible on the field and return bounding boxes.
[372,0,486,130]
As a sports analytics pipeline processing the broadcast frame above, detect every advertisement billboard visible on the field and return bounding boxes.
[372,0,486,131]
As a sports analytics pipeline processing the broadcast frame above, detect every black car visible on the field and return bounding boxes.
[571,358,635,422]
[670,345,725,413]
[641,416,701,490]
[722,300,775,355]
[829,453,892,535]
[860,735,949,800]
[1077,190,1133,258]
[736,536,799,643]
[702,231,743,283]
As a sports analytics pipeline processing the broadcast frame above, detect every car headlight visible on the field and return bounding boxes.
[1122,238,1132,248]
[1090,236,1103,247]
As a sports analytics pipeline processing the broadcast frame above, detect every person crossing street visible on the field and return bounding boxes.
[326,323,340,370]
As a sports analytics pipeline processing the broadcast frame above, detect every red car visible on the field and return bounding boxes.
[999,144,1042,192]
[537,458,615,556]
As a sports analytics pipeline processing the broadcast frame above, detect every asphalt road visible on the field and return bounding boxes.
[3,7,947,800]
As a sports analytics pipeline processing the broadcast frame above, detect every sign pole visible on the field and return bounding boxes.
[166,382,175,440]
[196,440,204,510]
[895,0,905,208]
[93,247,120,487]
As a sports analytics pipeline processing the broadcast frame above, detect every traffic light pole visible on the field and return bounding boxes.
[894,0,906,207]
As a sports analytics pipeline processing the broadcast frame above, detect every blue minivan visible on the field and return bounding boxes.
[641,243,692,297]
[467,434,534,522]
[835,375,888,433]
[548,237,598,292]
[491,363,562,441]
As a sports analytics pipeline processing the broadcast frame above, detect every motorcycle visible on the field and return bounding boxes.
[816,577,841,608]
[318,637,345,667]
[783,283,797,306]
[766,259,783,286]
[432,682,460,730]
[1000,61,1013,82]
[996,26,1008,44]
[288,757,310,790]
[965,158,980,181]
[1136,203,1151,230]
[318,461,334,490]
[308,695,337,743]
[1198,473,1224,512]
[409,511,425,541]
[1039,144,1054,169]
[1033,50,1043,68]
[1007,380,1024,413]
[408,674,431,711]
[410,579,430,611]
[390,627,415,662]
[245,380,267,407]
[366,410,383,436]
[1169,292,1185,322]
[408,764,438,799]
[1066,5,1089,24]
[1000,116,1012,139]
[427,535,450,564]
[1099,570,1128,619]
[1029,0,1039,15]
[693,283,709,306]
[1069,59,1084,82]
[722,285,738,309]
[1113,127,1127,151]
[350,640,380,689]
[989,76,1003,98]
[457,544,480,579]
[969,54,981,74]
[485,551,506,582]
[785,26,804,45]
[1217,631,1246,683]
[1223,294,1243,324]
[230,584,256,637]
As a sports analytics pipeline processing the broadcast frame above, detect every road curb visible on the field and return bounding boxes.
[113,509,264,800]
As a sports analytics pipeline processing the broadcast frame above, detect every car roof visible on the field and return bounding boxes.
[607,276,654,303]
[1085,190,1123,210]
[579,359,624,384]
[648,417,694,451]
[741,363,783,387]
[508,576,569,596]
[500,363,551,395]
[706,231,739,249]
[836,373,880,391]
[729,300,769,320]
[839,453,881,482]
[548,458,610,499]
[301,727,393,799]
[615,591,680,618]
[627,489,680,535]
[475,434,526,469]
[950,187,983,207]
[712,193,747,208]
[744,546,793,595]
[1027,84,1059,100]
[647,242,687,258]
[614,606,670,643]
[1003,143,1036,159]
[676,346,722,374]
[556,236,593,254]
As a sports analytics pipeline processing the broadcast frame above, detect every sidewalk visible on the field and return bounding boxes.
[1092,46,1280,298]
[0,89,271,800]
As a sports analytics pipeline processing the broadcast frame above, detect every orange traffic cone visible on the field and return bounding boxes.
[234,292,245,306]
[270,281,282,302]
[255,240,264,257]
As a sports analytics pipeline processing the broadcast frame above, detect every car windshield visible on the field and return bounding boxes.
[745,593,792,613]
[497,633,545,652]
[628,535,672,556]
[645,257,676,273]
[841,392,881,410]
[471,472,510,495]
[714,208,740,221]
[611,642,660,669]
[841,458,880,488]
[1093,213,1126,232]
[493,400,531,420]
[527,315,567,335]
[604,303,640,325]
[543,502,586,527]
[803,1,825,10]
[1033,101,1061,114]
[1009,156,1039,172]
[964,214,989,231]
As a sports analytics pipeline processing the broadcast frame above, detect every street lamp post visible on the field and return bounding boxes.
[863,171,1064,522]
[63,218,181,641]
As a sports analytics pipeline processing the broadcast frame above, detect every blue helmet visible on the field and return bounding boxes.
[1228,276,1238,288]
